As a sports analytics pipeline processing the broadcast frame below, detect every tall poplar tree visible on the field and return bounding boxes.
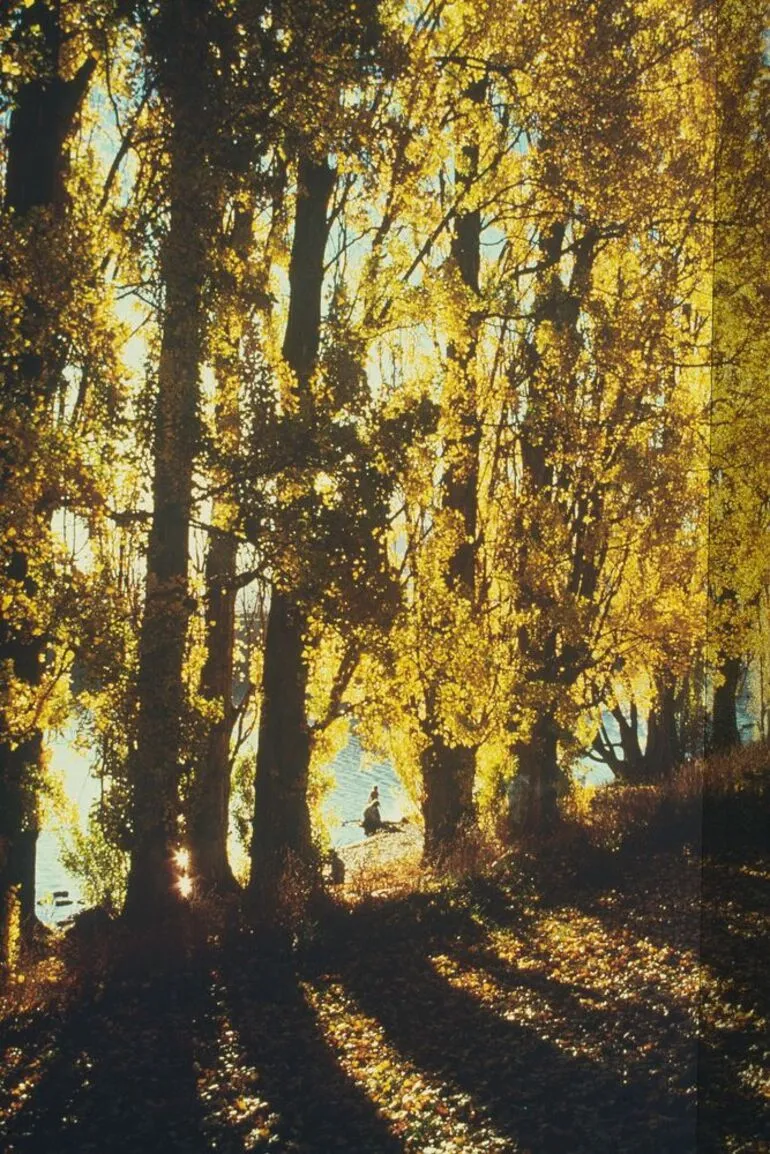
[708,0,770,751]
[242,0,398,913]
[419,73,486,859]
[187,199,256,895]
[247,154,336,913]
[123,0,222,920]
[489,0,713,827]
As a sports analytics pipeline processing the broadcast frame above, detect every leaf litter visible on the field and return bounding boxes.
[1,841,768,1152]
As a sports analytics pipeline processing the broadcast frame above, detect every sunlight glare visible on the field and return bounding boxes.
[176,874,193,899]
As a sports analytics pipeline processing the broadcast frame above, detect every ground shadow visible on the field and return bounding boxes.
[697,853,770,1150]
[475,835,770,1152]
[314,895,698,1154]
[1,948,211,1154]
[3,829,768,1152]
[215,930,403,1153]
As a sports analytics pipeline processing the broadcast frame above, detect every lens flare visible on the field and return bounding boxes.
[177,874,193,898]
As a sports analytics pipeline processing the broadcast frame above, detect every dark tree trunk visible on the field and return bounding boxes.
[510,219,599,833]
[592,700,659,785]
[248,589,313,908]
[421,738,476,861]
[677,658,708,761]
[421,84,484,861]
[594,682,682,786]
[0,625,48,971]
[188,528,239,893]
[123,4,216,922]
[0,735,42,968]
[0,5,94,968]
[187,201,254,895]
[4,10,95,214]
[645,678,681,779]
[591,721,624,779]
[612,701,647,782]
[247,157,334,914]
[711,655,742,752]
[514,713,561,831]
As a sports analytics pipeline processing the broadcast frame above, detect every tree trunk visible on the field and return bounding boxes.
[593,693,680,785]
[421,738,476,861]
[711,654,742,752]
[0,5,94,967]
[421,83,484,861]
[247,157,335,915]
[248,589,313,909]
[511,219,598,833]
[612,701,647,783]
[188,528,239,893]
[0,736,42,970]
[678,657,708,761]
[514,713,561,832]
[645,678,681,779]
[591,720,624,778]
[187,199,255,895]
[123,4,216,922]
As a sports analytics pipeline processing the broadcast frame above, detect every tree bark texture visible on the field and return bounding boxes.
[514,713,560,833]
[645,679,682,779]
[249,588,314,902]
[421,736,477,861]
[511,220,599,831]
[247,157,335,913]
[187,203,255,894]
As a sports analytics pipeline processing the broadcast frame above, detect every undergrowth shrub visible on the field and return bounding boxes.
[425,824,498,882]
[0,947,71,1017]
[345,854,424,902]
[701,743,770,796]
[700,743,770,851]
[562,744,770,857]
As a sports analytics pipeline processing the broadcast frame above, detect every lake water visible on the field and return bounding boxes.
[321,735,412,846]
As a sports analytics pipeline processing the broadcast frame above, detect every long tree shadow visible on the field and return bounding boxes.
[696,1031,770,1152]
[448,934,695,1061]
[315,895,699,1154]
[473,840,770,1152]
[696,854,770,1151]
[1,947,211,1154]
[216,931,403,1154]
[510,842,702,953]
[0,1000,71,1120]
[700,853,770,1006]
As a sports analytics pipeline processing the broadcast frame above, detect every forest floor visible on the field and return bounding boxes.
[1,814,769,1152]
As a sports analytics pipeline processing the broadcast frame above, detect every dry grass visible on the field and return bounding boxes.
[340,824,424,901]
[337,820,507,905]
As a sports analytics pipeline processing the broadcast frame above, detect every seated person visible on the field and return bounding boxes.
[362,797,382,836]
